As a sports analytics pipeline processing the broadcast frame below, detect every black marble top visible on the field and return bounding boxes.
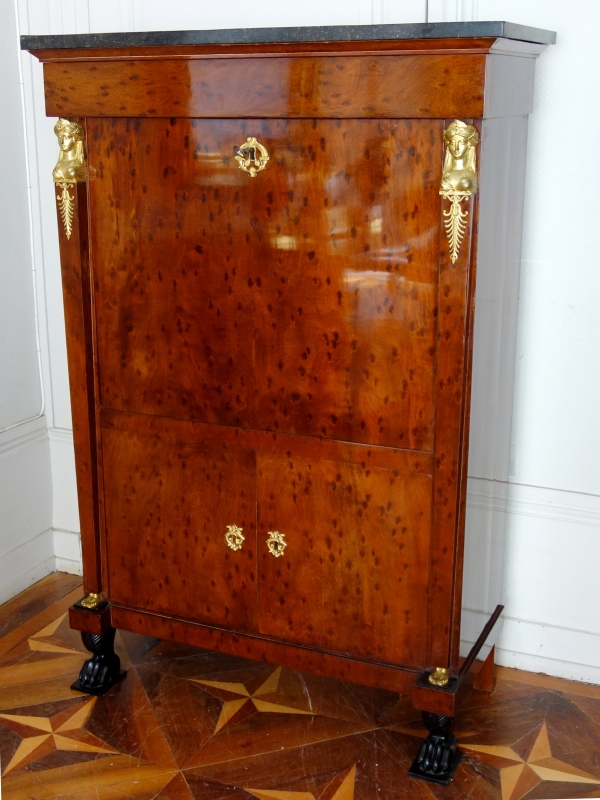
[21,21,556,51]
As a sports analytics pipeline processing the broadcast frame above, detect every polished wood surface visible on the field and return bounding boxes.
[473,645,496,693]
[69,602,112,635]
[427,127,478,667]
[55,182,103,594]
[102,409,434,475]
[44,54,486,118]
[25,34,546,719]
[91,117,439,451]
[90,110,469,672]
[257,452,430,664]
[110,606,419,696]
[103,429,257,631]
[1,575,599,800]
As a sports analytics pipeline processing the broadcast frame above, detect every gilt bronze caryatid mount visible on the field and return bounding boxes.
[440,120,479,264]
[52,118,86,239]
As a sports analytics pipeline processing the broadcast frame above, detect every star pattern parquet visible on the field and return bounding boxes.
[0,574,599,799]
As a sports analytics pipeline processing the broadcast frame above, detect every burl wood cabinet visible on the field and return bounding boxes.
[23,21,554,783]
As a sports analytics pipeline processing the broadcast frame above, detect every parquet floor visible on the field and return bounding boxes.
[0,574,599,799]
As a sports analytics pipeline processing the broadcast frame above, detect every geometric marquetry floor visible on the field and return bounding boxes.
[1,574,600,799]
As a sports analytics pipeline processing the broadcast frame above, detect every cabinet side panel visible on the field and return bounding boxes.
[461,115,529,649]
[483,55,536,119]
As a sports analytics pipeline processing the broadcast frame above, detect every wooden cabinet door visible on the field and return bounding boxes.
[250,118,441,452]
[90,117,440,451]
[256,452,432,666]
[102,429,257,631]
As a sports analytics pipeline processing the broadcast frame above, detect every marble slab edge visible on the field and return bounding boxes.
[21,21,556,51]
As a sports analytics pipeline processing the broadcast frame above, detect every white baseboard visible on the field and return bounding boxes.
[48,428,82,575]
[0,526,81,604]
[48,428,80,533]
[0,419,54,604]
[467,477,600,527]
[53,528,82,576]
[462,479,600,686]
[0,527,55,606]
[461,607,600,685]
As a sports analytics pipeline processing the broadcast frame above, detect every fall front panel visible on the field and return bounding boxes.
[90,117,441,451]
[256,452,432,667]
[102,428,257,630]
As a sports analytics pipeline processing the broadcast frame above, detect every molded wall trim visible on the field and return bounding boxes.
[463,480,600,683]
[0,415,47,457]
[0,527,54,606]
[462,607,600,685]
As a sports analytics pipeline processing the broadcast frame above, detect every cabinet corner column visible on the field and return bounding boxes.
[53,117,103,594]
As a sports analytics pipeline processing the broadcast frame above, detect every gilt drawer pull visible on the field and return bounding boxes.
[225,525,245,551]
[266,531,287,557]
[233,136,269,177]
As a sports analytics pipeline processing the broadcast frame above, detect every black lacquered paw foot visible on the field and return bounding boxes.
[408,713,463,785]
[71,629,127,696]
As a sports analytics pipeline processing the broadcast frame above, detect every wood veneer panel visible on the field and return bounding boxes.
[56,182,103,594]
[256,452,431,667]
[252,119,440,450]
[44,54,485,118]
[91,118,440,452]
[426,120,479,669]
[103,429,258,631]
[101,408,434,475]
[110,606,419,695]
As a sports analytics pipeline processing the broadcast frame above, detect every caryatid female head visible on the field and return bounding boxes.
[441,120,479,194]
[52,118,86,183]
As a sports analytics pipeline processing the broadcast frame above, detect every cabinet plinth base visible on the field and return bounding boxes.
[408,712,462,785]
[71,629,127,696]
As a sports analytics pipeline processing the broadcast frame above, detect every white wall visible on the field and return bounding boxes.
[0,0,53,602]
[14,0,600,682]
[429,0,600,684]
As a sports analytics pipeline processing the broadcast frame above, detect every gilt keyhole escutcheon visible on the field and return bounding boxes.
[266,531,287,558]
[225,525,245,551]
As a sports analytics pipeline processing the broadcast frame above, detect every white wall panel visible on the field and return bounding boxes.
[132,0,365,29]
[0,0,43,431]
[89,1,133,33]
[428,0,478,22]
[377,1,427,23]
[49,429,79,533]
[430,2,600,497]
[0,418,53,600]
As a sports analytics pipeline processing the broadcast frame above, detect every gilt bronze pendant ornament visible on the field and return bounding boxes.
[52,118,86,239]
[439,120,479,263]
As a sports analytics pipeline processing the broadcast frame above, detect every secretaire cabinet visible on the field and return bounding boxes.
[23,21,554,783]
